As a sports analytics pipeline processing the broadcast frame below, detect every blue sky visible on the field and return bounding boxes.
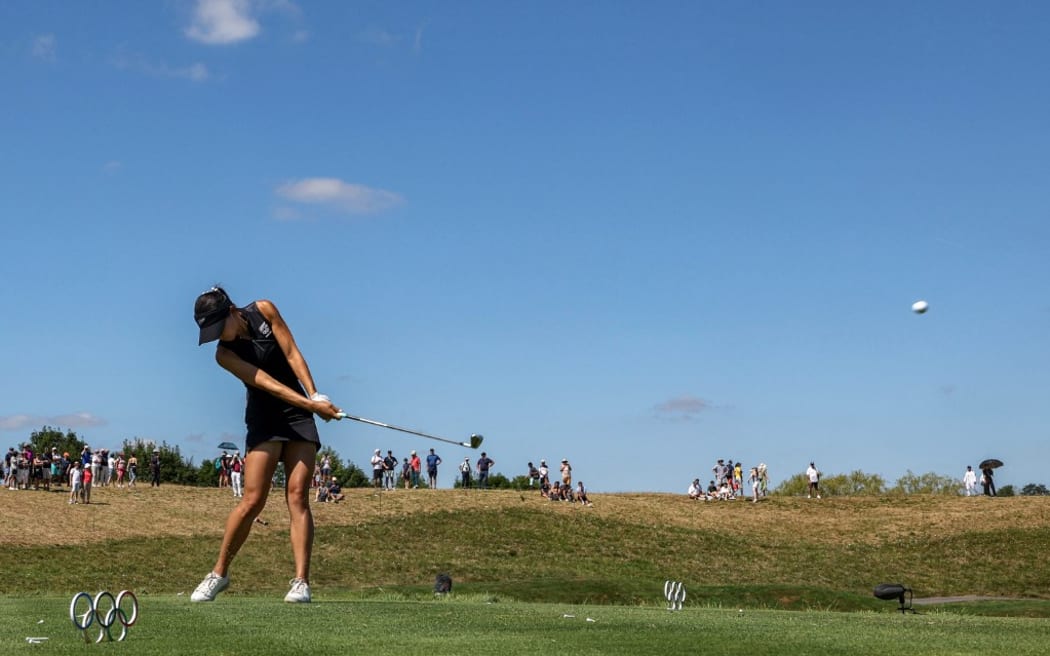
[2,1,1047,493]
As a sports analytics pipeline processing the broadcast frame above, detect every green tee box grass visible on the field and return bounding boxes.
[3,596,1050,656]
[4,487,1050,656]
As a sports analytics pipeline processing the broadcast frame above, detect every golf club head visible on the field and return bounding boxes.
[468,434,484,449]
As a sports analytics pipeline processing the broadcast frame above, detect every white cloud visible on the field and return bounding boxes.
[111,53,211,82]
[31,33,56,62]
[652,395,713,421]
[272,206,303,221]
[102,160,123,174]
[0,414,36,431]
[358,24,426,53]
[52,412,108,428]
[183,62,211,81]
[275,178,404,216]
[0,412,107,431]
[413,26,425,53]
[358,26,399,47]
[185,0,261,45]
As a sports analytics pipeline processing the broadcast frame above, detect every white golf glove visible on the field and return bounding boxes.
[311,392,334,421]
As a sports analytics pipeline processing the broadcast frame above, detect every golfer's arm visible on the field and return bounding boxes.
[255,299,319,398]
[215,346,315,413]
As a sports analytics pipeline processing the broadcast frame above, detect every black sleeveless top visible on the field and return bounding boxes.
[219,302,318,444]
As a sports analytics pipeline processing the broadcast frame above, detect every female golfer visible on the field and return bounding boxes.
[190,286,341,603]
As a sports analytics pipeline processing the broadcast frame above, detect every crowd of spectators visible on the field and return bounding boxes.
[7,438,600,507]
[688,458,769,502]
[3,444,151,495]
[523,458,592,506]
[455,452,496,489]
[314,475,345,502]
[214,451,245,497]
[353,447,448,491]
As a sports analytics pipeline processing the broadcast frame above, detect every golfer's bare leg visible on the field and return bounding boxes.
[283,441,317,582]
[212,442,280,576]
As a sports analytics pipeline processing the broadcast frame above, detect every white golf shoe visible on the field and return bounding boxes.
[284,578,311,603]
[190,572,229,602]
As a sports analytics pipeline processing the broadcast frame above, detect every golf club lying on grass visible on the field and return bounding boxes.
[334,412,484,449]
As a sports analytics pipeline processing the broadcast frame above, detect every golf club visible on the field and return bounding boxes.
[334,412,483,449]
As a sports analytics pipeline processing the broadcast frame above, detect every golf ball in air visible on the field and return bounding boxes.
[911,300,929,314]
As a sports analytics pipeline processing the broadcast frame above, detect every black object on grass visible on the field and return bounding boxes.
[874,583,915,613]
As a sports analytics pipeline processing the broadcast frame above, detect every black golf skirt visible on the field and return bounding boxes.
[245,418,321,453]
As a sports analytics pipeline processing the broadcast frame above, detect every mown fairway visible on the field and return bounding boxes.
[6,595,1050,656]
[2,484,1049,654]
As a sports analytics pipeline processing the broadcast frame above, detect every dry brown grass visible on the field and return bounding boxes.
[630,493,1050,546]
[7,484,1048,548]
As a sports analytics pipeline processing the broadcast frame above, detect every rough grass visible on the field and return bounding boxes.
[4,485,1050,612]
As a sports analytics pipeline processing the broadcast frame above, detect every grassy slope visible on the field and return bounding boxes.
[3,485,1050,612]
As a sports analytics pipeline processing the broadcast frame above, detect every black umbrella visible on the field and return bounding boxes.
[217,441,239,451]
[979,458,1004,470]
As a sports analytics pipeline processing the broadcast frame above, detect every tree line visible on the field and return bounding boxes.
[772,469,1050,497]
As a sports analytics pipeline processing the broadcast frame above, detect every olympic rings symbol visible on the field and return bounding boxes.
[664,580,686,611]
[69,590,139,643]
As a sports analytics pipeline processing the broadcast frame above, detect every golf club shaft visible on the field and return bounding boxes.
[335,412,467,447]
